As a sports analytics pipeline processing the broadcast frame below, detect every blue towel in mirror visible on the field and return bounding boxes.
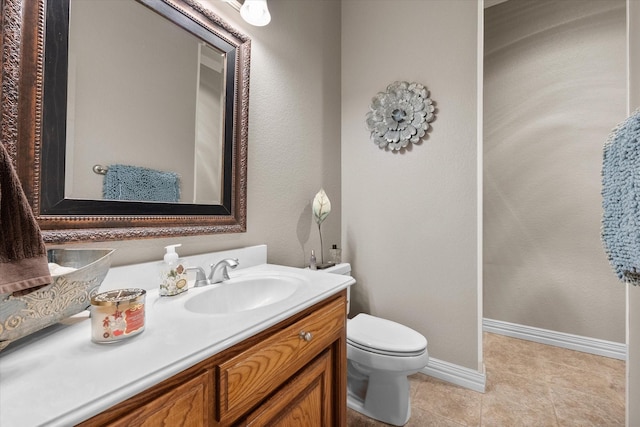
[103,164,180,203]
[602,109,640,285]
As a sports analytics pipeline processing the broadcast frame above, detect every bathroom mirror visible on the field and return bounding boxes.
[1,0,249,243]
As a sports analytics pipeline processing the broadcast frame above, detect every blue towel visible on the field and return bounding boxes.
[602,109,640,285]
[103,164,180,203]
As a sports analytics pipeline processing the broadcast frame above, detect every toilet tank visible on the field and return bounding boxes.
[322,263,353,314]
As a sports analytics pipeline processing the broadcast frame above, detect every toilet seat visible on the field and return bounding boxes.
[347,314,427,356]
[347,339,426,357]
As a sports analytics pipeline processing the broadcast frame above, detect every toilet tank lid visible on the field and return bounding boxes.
[322,262,351,275]
[348,313,427,354]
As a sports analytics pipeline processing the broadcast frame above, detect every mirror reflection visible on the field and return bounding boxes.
[64,0,225,204]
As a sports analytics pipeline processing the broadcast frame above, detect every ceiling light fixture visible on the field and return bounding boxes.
[240,0,271,26]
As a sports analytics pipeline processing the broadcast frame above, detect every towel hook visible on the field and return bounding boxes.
[93,164,108,175]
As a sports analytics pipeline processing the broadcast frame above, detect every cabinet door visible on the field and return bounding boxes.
[105,369,213,427]
[218,297,345,422]
[243,350,333,427]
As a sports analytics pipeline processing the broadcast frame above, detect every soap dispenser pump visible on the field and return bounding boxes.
[159,244,187,296]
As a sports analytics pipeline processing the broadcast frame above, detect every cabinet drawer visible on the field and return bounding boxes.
[217,296,345,421]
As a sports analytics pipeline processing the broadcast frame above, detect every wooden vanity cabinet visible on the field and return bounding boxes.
[78,291,347,427]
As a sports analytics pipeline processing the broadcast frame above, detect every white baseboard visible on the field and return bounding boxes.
[421,358,486,393]
[483,318,626,361]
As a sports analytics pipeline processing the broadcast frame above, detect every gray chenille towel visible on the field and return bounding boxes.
[103,164,180,203]
[0,142,52,294]
[602,109,640,285]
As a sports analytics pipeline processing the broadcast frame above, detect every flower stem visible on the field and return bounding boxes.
[318,223,324,264]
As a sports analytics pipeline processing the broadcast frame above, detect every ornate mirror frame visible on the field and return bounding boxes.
[0,0,249,243]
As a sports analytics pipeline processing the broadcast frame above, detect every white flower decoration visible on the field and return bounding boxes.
[312,188,331,264]
[366,81,435,151]
[312,188,331,225]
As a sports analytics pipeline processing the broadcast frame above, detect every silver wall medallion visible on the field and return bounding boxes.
[366,81,435,151]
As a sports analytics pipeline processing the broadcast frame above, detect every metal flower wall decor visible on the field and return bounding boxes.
[366,81,436,151]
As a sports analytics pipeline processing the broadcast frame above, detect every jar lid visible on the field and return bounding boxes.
[91,288,146,306]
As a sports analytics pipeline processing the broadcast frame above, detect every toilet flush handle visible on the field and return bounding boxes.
[299,331,313,342]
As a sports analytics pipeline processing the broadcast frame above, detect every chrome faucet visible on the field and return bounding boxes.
[186,258,239,287]
[208,258,239,284]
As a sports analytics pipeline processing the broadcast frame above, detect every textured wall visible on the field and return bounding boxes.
[342,0,480,370]
[483,0,626,342]
[51,0,342,270]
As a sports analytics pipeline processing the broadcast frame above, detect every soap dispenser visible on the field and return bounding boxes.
[159,244,187,296]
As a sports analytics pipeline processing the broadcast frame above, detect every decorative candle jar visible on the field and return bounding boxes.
[90,288,146,343]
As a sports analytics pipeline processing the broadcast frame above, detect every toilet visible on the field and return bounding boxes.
[324,263,429,426]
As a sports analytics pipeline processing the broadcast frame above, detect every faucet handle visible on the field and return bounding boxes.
[186,266,209,287]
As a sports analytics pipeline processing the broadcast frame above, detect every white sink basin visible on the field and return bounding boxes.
[184,274,304,314]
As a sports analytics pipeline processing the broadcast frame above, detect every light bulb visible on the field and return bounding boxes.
[240,0,271,27]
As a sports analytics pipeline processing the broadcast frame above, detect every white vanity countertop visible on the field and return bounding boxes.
[0,263,354,427]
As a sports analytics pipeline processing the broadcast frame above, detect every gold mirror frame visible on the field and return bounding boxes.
[0,0,249,243]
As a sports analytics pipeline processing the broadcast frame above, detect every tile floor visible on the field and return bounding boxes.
[347,333,625,426]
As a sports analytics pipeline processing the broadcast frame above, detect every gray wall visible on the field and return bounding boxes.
[483,0,626,343]
[341,0,480,370]
[52,0,342,270]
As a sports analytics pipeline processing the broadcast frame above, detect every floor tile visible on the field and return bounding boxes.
[551,385,625,427]
[411,375,482,426]
[347,409,387,427]
[542,359,625,404]
[406,407,466,427]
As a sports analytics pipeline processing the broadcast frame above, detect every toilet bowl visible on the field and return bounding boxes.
[323,263,429,426]
[347,313,428,426]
